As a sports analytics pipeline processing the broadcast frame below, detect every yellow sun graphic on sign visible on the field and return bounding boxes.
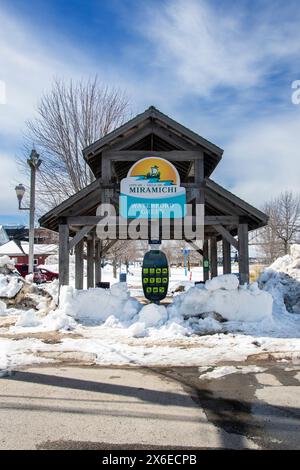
[128,157,179,184]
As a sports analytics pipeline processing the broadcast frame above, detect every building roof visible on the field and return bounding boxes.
[0,226,9,246]
[0,240,24,256]
[0,240,58,256]
[20,242,58,255]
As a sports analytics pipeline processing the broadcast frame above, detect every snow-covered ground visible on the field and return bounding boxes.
[1,248,300,375]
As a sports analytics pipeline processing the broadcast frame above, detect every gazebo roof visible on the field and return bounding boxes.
[83,106,224,179]
[39,106,267,238]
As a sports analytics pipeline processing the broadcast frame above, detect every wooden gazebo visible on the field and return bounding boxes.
[39,106,268,288]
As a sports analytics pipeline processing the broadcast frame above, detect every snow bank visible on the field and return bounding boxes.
[0,274,23,298]
[0,255,14,268]
[58,282,141,324]
[169,276,273,322]
[2,274,275,338]
[259,244,300,314]
[15,310,41,328]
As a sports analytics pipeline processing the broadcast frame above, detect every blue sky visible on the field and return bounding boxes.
[0,0,300,225]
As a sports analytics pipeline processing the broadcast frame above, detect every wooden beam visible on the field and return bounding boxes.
[205,189,241,216]
[108,123,154,151]
[67,216,103,226]
[94,240,102,285]
[238,223,249,285]
[101,155,112,182]
[69,225,94,250]
[61,187,102,217]
[205,216,239,225]
[150,124,196,150]
[213,224,239,250]
[187,240,204,257]
[222,238,231,274]
[59,223,69,288]
[103,150,204,161]
[210,236,218,278]
[75,239,84,290]
[86,235,95,288]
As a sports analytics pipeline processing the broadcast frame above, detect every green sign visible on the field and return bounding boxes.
[142,250,169,302]
[203,259,209,272]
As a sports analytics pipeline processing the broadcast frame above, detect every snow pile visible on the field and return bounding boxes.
[58,282,141,325]
[168,276,273,322]
[138,303,168,327]
[0,255,15,269]
[259,244,300,314]
[0,300,6,315]
[15,309,41,328]
[205,273,239,291]
[12,308,76,332]
[0,274,23,298]
[12,275,273,335]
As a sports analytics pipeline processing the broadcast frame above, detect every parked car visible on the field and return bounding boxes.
[38,267,59,282]
[15,264,58,283]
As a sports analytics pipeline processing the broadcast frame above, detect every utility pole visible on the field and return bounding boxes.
[15,149,42,274]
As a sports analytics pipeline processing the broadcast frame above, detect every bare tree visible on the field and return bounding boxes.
[259,191,300,261]
[106,241,132,279]
[19,77,129,212]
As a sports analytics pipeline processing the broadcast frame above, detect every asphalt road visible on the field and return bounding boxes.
[0,363,299,450]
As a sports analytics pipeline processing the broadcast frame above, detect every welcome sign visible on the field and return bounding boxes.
[120,157,186,218]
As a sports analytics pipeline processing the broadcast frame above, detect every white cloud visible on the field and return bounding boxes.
[0,0,300,220]
[0,152,25,216]
[0,9,101,138]
[140,0,300,97]
[214,109,300,207]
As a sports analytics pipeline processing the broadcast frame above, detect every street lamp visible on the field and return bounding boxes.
[15,149,42,274]
[15,184,26,208]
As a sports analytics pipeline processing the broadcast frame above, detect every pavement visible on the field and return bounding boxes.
[0,363,300,450]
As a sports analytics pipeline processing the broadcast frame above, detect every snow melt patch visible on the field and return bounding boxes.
[199,365,266,380]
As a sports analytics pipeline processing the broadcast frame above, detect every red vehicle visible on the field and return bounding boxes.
[15,264,58,283]
[38,267,59,282]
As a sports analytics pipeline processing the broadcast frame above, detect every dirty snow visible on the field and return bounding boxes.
[198,365,266,380]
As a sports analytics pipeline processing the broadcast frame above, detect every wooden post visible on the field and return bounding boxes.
[87,234,95,288]
[238,223,249,284]
[194,155,204,202]
[203,239,209,281]
[59,222,69,287]
[210,236,218,278]
[75,239,84,290]
[222,238,231,274]
[95,239,102,286]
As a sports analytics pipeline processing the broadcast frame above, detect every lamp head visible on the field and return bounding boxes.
[15,183,26,201]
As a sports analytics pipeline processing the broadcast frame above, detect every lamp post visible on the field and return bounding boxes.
[15,149,42,274]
